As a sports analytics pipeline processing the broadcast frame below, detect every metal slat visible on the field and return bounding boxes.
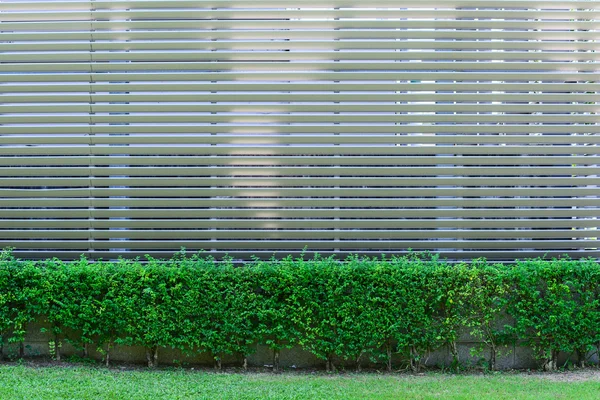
[4,9,600,20]
[3,62,598,74]
[2,71,600,83]
[59,51,600,62]
[3,177,600,188]
[0,240,590,251]
[2,218,598,230]
[0,229,597,240]
[0,166,596,177]
[0,155,597,167]
[4,104,600,114]
[6,40,600,53]
[2,228,598,243]
[88,209,600,218]
[1,198,595,207]
[2,20,597,31]
[3,82,598,93]
[1,135,598,146]
[3,93,600,103]
[2,145,599,157]
[8,250,600,261]
[1,187,597,197]
[5,30,600,41]
[86,219,600,230]
[3,114,599,125]
[2,125,600,135]
[0,209,597,219]
[4,1,599,10]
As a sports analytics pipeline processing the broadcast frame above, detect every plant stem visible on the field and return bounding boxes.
[55,335,61,362]
[146,346,158,368]
[214,353,222,370]
[386,340,392,372]
[273,349,280,373]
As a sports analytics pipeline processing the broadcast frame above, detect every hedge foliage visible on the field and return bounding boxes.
[0,248,599,371]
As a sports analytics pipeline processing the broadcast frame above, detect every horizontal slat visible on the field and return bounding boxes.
[6,50,591,62]
[95,230,600,240]
[7,250,599,262]
[3,145,598,156]
[3,125,599,135]
[0,229,595,240]
[0,209,598,219]
[4,9,600,21]
[73,209,600,219]
[1,187,598,197]
[0,155,597,167]
[85,114,600,124]
[91,125,600,134]
[2,61,599,73]
[1,135,597,146]
[8,250,599,262]
[2,219,597,229]
[4,114,600,125]
[4,93,600,103]
[2,71,600,83]
[0,240,595,251]
[4,1,599,10]
[5,40,600,53]
[0,198,596,207]
[2,20,597,32]
[90,94,600,103]
[0,166,596,177]
[3,82,598,93]
[3,176,599,188]
[2,165,600,179]
[5,30,600,42]
[92,40,600,52]
[5,104,600,114]
[94,219,600,230]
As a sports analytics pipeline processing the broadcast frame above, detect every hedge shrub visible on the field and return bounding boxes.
[0,248,598,371]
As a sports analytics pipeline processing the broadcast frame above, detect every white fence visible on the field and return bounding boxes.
[0,0,598,260]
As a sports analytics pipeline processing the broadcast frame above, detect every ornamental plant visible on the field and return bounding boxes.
[0,248,598,371]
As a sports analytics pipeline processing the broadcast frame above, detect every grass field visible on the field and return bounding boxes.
[2,364,600,399]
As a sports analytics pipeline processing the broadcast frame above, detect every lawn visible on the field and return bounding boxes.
[1,364,600,400]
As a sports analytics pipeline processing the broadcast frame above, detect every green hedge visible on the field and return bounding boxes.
[0,248,599,371]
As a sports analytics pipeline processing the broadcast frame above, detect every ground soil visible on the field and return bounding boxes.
[3,358,600,382]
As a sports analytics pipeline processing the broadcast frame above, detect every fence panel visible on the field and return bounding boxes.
[1,0,598,260]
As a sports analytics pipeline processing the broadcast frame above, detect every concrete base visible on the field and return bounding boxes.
[2,322,596,370]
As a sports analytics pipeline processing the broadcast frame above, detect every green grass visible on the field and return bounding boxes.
[1,364,600,400]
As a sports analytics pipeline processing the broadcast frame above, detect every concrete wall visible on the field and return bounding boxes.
[3,321,594,370]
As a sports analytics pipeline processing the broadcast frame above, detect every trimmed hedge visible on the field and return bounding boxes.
[0,248,599,371]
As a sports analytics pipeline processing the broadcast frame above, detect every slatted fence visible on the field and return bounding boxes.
[0,0,598,260]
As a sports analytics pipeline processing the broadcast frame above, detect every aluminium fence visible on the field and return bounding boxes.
[0,0,598,260]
